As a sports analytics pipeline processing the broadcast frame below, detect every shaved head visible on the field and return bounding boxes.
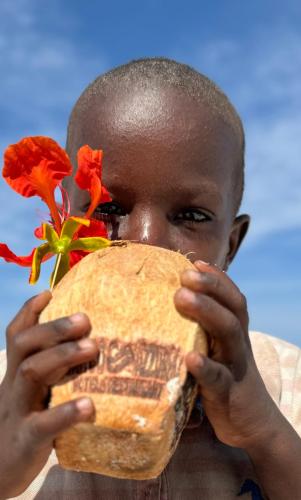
[67,57,245,213]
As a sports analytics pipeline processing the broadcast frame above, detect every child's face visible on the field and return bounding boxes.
[68,87,249,269]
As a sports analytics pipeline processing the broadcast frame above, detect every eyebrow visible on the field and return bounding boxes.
[74,177,224,211]
[167,180,224,206]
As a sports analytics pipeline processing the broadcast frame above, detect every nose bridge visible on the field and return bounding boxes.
[120,204,169,247]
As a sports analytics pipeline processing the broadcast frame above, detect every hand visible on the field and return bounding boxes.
[0,291,98,499]
[174,261,280,450]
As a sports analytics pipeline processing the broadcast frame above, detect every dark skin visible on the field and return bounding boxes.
[1,87,301,499]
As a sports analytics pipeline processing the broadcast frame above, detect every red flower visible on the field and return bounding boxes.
[3,137,72,234]
[76,146,111,218]
[0,136,112,288]
[0,245,35,266]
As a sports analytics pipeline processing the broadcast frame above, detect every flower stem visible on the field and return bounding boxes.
[50,253,62,291]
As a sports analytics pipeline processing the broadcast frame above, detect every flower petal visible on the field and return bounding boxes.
[75,145,111,218]
[29,243,52,284]
[3,137,73,232]
[69,237,111,253]
[77,218,108,239]
[61,217,90,240]
[42,222,59,244]
[69,250,85,268]
[0,243,35,266]
[34,225,44,240]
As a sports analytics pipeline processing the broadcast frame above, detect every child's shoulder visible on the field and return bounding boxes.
[251,330,300,353]
[250,331,301,435]
[250,330,301,380]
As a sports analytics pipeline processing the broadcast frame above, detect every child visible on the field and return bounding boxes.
[1,58,301,499]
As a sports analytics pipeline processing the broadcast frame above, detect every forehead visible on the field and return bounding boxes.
[69,87,239,208]
[73,86,238,151]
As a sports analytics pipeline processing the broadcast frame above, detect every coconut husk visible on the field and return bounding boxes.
[40,242,207,479]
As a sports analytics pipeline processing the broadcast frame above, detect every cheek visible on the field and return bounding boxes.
[171,230,230,267]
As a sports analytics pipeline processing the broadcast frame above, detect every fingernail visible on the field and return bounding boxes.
[78,338,95,350]
[76,397,93,415]
[69,312,86,324]
[186,269,202,281]
[195,260,210,266]
[196,353,205,368]
[186,269,200,278]
[179,287,197,303]
[186,352,205,375]
[32,290,51,301]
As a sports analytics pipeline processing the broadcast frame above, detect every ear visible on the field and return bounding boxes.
[224,214,250,271]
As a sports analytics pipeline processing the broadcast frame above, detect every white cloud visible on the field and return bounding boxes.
[0,0,35,27]
[243,116,301,242]
[238,33,301,244]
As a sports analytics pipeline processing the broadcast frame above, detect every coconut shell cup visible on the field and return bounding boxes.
[40,243,207,480]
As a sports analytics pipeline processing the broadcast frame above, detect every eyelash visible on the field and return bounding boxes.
[93,202,211,224]
[173,209,210,224]
[93,202,126,220]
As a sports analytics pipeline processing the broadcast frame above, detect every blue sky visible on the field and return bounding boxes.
[0,0,300,348]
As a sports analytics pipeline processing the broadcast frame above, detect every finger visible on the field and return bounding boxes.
[186,351,233,402]
[6,313,91,378]
[182,262,249,331]
[174,287,249,375]
[6,291,52,344]
[14,337,99,413]
[26,397,95,446]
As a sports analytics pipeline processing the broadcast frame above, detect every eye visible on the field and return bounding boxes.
[173,208,211,224]
[93,201,127,220]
